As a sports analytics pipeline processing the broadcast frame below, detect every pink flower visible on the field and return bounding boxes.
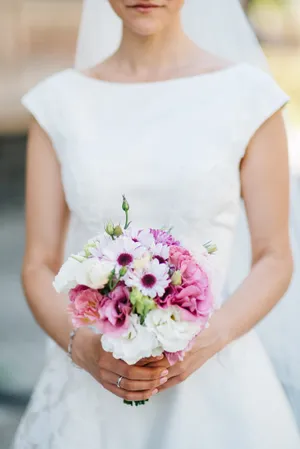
[150,229,180,247]
[169,246,192,269]
[172,283,213,321]
[164,338,196,366]
[97,285,132,336]
[68,287,103,327]
[180,258,209,286]
[155,285,176,309]
[69,285,89,302]
[169,250,214,322]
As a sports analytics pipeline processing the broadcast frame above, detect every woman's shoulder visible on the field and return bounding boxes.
[22,69,75,99]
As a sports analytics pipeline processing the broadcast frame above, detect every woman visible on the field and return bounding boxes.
[13,0,300,448]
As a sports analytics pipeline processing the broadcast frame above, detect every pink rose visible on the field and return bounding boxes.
[169,246,192,269]
[68,287,103,327]
[97,285,132,336]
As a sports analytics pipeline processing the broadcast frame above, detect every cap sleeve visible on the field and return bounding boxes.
[240,66,289,153]
[21,72,64,144]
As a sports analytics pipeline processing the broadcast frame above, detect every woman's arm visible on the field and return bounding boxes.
[22,119,72,350]
[22,121,167,401]
[219,109,292,343]
[151,110,292,389]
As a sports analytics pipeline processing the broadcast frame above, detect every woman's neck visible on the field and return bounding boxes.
[112,20,199,79]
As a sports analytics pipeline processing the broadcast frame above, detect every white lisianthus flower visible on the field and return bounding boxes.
[53,256,82,294]
[76,258,115,289]
[101,315,163,365]
[145,307,200,353]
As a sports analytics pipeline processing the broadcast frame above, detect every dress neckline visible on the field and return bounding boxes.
[68,63,247,88]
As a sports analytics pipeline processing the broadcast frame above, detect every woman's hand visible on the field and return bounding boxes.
[72,328,169,401]
[146,314,228,393]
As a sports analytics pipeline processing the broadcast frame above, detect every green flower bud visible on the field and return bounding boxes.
[129,288,155,319]
[119,266,127,277]
[83,245,92,258]
[129,287,142,307]
[105,221,115,236]
[122,195,130,212]
[203,241,218,254]
[113,225,123,237]
[171,270,182,286]
[71,254,85,263]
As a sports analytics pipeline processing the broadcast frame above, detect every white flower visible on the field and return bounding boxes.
[101,236,145,274]
[152,242,169,262]
[124,227,155,249]
[126,258,170,298]
[76,258,114,289]
[90,233,112,259]
[145,307,200,353]
[53,257,81,293]
[101,315,162,365]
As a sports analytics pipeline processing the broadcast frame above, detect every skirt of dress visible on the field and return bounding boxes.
[12,330,300,449]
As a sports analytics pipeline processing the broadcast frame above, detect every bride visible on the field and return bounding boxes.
[13,0,300,448]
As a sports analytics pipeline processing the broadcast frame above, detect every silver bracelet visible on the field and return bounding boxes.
[67,328,82,369]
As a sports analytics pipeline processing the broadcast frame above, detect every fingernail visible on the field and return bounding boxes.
[157,355,164,360]
[161,370,169,377]
[152,389,159,396]
[160,377,168,385]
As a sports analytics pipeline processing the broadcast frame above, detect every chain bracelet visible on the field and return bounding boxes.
[67,328,82,369]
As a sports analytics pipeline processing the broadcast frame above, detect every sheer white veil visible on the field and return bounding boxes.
[75,0,300,423]
[75,0,268,70]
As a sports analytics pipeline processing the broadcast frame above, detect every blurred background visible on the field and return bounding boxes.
[0,0,299,446]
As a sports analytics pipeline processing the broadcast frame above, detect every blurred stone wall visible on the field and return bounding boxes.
[0,0,81,134]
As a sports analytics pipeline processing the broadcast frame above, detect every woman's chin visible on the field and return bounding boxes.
[124,18,166,36]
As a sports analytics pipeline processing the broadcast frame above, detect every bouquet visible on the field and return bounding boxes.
[53,196,217,405]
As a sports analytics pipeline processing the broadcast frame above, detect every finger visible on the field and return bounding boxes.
[102,381,158,402]
[112,360,169,381]
[100,369,169,392]
[145,358,170,369]
[135,355,164,366]
[158,375,181,393]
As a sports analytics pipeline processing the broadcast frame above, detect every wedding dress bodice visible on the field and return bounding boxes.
[22,63,288,304]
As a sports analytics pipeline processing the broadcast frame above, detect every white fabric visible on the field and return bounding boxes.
[14,64,300,448]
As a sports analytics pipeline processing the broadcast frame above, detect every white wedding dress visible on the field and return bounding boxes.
[14,63,300,449]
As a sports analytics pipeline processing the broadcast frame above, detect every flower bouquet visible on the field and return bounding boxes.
[53,196,217,405]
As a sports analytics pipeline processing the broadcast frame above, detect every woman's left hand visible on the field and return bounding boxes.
[145,314,228,392]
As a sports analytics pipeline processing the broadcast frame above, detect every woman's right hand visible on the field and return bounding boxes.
[72,328,169,401]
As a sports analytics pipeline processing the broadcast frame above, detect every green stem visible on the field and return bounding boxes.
[124,210,129,229]
[123,399,149,406]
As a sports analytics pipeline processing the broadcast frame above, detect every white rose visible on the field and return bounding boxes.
[145,307,200,353]
[53,257,81,293]
[76,258,115,289]
[101,315,162,365]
